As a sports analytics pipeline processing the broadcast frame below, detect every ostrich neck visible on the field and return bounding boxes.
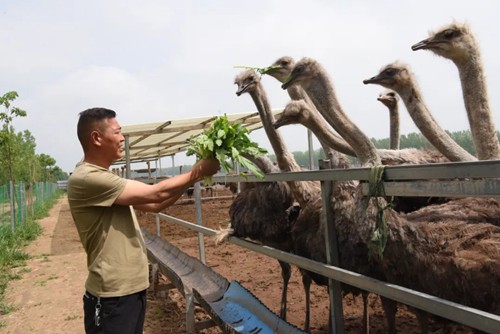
[302,112,356,157]
[456,54,500,160]
[286,85,307,101]
[249,84,319,207]
[388,106,400,150]
[304,73,381,166]
[396,83,477,162]
[286,83,355,157]
[249,85,298,171]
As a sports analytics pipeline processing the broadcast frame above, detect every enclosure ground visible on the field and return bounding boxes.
[0,193,473,333]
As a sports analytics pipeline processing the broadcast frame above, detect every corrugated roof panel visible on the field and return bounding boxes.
[115,110,283,164]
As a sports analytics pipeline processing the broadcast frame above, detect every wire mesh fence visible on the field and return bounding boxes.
[0,181,59,231]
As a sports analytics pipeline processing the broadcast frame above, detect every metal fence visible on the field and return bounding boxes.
[149,159,500,334]
[0,181,59,231]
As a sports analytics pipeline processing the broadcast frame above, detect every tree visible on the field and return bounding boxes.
[0,91,27,230]
[37,153,57,181]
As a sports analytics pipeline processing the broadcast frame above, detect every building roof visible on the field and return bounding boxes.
[114,110,283,165]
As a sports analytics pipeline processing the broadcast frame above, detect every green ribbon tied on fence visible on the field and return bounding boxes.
[367,165,392,260]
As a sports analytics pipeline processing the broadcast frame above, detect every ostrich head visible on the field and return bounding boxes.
[377,90,399,109]
[262,56,296,83]
[281,57,320,90]
[363,61,413,93]
[273,100,310,129]
[411,21,477,63]
[234,70,260,96]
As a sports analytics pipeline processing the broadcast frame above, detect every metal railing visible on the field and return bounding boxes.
[151,159,500,334]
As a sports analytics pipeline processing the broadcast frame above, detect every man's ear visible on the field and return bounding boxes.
[90,130,102,146]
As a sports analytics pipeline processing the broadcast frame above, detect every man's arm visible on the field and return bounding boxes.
[114,158,219,211]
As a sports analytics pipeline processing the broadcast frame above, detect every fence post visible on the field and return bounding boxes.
[9,180,15,232]
[19,181,25,224]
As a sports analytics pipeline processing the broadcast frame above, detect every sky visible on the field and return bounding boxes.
[1,1,500,174]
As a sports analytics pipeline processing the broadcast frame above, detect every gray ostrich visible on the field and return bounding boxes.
[220,69,319,326]
[218,154,301,323]
[412,21,500,160]
[363,61,477,162]
[377,90,400,150]
[282,57,500,333]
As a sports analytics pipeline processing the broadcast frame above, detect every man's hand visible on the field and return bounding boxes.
[192,158,220,180]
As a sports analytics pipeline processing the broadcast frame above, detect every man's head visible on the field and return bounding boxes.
[77,107,125,165]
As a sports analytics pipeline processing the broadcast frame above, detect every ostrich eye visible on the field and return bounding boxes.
[443,29,456,39]
[388,92,395,97]
[384,68,396,76]
[280,60,289,66]
[293,65,304,75]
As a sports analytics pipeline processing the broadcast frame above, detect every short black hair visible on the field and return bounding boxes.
[77,107,116,149]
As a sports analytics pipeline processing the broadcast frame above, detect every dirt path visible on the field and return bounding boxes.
[1,196,87,334]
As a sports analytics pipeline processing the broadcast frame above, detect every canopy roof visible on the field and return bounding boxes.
[115,110,283,165]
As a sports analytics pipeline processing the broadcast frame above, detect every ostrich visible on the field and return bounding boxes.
[236,69,376,333]
[230,69,321,327]
[282,56,500,333]
[412,21,500,160]
[377,90,400,150]
[363,61,477,162]
[218,154,300,322]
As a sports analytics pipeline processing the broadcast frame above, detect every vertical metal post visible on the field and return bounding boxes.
[194,182,206,264]
[9,180,15,231]
[319,159,345,334]
[156,215,161,237]
[308,129,314,170]
[124,135,131,179]
[171,155,175,176]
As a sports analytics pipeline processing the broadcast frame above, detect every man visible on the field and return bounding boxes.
[67,107,219,333]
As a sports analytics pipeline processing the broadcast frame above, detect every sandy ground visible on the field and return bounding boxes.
[0,193,474,334]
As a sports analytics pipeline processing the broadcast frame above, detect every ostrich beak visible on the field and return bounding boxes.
[272,117,289,129]
[411,38,431,51]
[281,76,295,90]
[363,76,379,85]
[235,84,249,96]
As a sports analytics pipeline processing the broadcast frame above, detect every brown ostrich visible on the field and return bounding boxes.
[283,56,500,333]
[412,21,500,160]
[217,154,300,323]
[224,69,321,328]
[377,90,400,150]
[236,69,380,333]
[363,61,477,162]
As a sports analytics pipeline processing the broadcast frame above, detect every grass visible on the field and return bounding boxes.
[0,189,63,316]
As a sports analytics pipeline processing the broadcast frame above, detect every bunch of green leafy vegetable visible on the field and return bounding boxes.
[186,114,268,184]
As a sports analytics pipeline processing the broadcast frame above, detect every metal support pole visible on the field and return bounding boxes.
[171,155,175,176]
[319,159,345,334]
[194,182,206,264]
[308,129,314,170]
[124,135,131,179]
[156,214,161,237]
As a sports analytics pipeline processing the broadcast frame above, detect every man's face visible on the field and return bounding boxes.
[96,118,125,162]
